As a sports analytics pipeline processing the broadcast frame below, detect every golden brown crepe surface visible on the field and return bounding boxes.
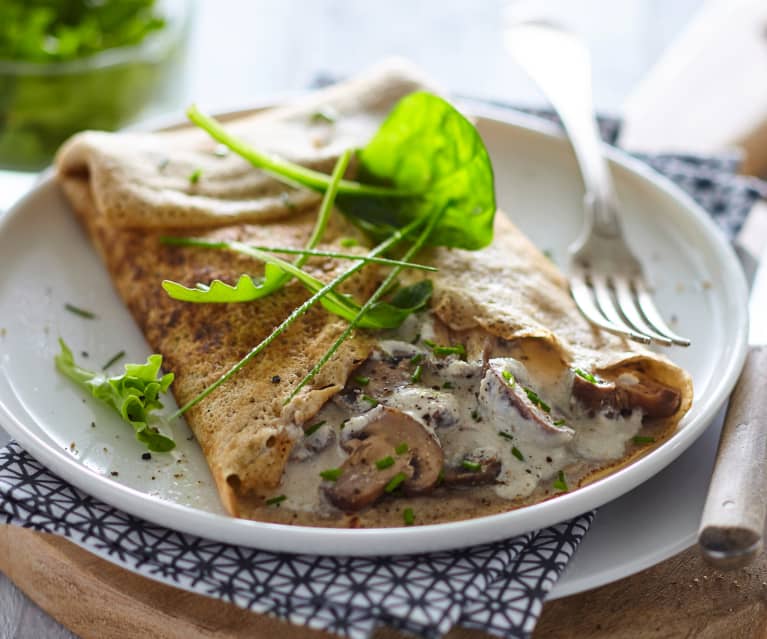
[56,61,692,527]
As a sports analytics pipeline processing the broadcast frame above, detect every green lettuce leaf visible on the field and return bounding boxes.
[55,339,176,452]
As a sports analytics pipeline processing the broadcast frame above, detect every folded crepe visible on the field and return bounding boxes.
[55,60,692,528]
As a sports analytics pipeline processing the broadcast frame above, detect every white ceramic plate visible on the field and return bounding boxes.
[0,106,748,564]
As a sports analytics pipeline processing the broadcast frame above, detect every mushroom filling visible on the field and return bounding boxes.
[282,330,682,513]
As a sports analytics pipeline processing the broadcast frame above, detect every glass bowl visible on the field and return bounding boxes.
[0,0,191,171]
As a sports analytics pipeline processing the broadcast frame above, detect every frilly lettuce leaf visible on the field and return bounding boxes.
[55,338,176,452]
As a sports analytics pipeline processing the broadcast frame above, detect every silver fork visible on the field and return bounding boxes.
[505,21,690,347]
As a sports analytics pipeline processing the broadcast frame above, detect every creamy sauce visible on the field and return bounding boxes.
[281,313,645,512]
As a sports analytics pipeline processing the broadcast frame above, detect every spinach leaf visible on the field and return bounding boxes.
[338,92,496,250]
[55,339,175,452]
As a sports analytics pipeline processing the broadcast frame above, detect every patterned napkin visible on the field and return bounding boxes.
[0,105,762,639]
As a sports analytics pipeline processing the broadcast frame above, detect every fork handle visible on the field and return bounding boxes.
[698,345,767,569]
[505,22,620,236]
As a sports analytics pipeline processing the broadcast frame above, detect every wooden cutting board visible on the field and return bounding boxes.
[0,525,765,639]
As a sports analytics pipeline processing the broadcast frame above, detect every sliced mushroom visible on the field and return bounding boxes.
[325,406,444,511]
[480,364,574,446]
[572,371,681,418]
[443,455,502,487]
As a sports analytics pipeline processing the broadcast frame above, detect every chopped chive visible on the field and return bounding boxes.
[574,367,599,384]
[101,350,126,370]
[340,419,349,430]
[423,339,466,358]
[304,420,326,437]
[524,387,550,413]
[64,303,96,319]
[362,394,379,407]
[311,108,337,124]
[376,456,395,470]
[462,460,481,472]
[385,472,407,493]
[442,381,454,389]
[512,447,525,462]
[395,442,409,455]
[403,507,415,526]
[339,237,357,248]
[189,168,202,184]
[553,419,567,426]
[633,435,656,445]
[499,431,514,441]
[411,332,422,345]
[354,375,370,386]
[553,471,569,492]
[320,468,343,481]
[411,365,423,383]
[501,370,515,386]
[410,353,424,365]
[265,494,286,506]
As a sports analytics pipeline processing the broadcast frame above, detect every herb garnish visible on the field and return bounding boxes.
[462,460,481,472]
[167,92,495,415]
[320,468,343,482]
[395,442,409,455]
[265,494,287,506]
[633,436,655,445]
[164,151,353,305]
[423,339,466,358]
[339,237,358,248]
[376,456,395,470]
[169,217,426,418]
[187,106,408,198]
[101,350,126,370]
[304,421,325,437]
[512,447,525,462]
[403,507,415,526]
[354,376,370,386]
[385,472,407,493]
[574,368,599,384]
[55,339,175,452]
[410,365,423,384]
[501,370,515,385]
[553,471,569,492]
[442,381,454,389]
[311,108,338,125]
[64,303,96,319]
[553,419,567,426]
[499,431,514,441]
[361,394,379,407]
[524,387,551,413]
[188,169,202,184]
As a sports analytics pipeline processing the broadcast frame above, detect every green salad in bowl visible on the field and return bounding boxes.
[0,0,190,171]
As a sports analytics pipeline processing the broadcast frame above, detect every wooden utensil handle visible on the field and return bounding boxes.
[699,345,767,569]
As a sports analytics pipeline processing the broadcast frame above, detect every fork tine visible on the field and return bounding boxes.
[614,276,673,346]
[570,270,651,343]
[635,279,691,347]
[590,273,652,344]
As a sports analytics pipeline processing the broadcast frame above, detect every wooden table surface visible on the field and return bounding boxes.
[4,1,745,637]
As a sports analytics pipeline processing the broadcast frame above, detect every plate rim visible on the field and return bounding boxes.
[0,103,749,557]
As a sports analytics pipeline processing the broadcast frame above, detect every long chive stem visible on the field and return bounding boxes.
[187,106,411,198]
[286,208,443,403]
[160,237,436,272]
[170,217,424,418]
